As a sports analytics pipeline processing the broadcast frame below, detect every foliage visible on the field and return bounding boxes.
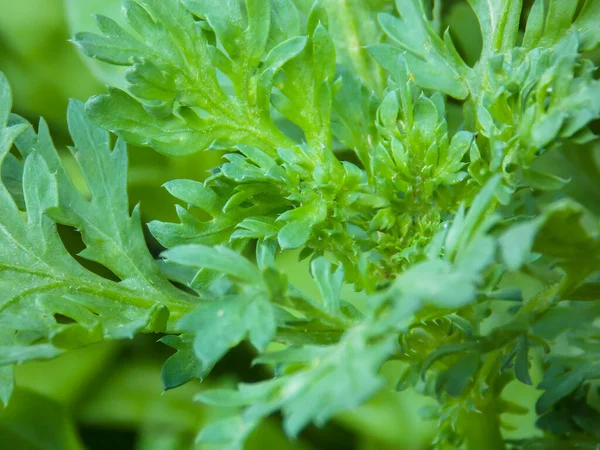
[1,0,600,449]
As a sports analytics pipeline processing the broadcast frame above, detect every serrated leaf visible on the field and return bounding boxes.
[162,244,260,283]
[85,88,217,156]
[182,0,245,62]
[73,20,146,65]
[232,216,279,241]
[179,294,276,369]
[5,0,600,446]
[196,416,256,450]
[499,218,543,271]
[376,3,469,99]
[148,205,238,249]
[180,297,248,369]
[310,257,344,315]
[163,180,224,216]
[160,334,207,390]
[77,0,311,157]
[0,75,193,402]
[331,68,379,170]
[276,201,327,249]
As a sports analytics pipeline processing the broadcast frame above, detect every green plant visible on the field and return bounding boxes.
[1,0,600,448]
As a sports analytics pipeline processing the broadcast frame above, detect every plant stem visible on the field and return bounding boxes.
[464,408,506,450]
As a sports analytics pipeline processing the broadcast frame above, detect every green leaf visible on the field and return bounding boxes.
[160,334,208,390]
[196,416,256,449]
[77,0,309,156]
[197,330,396,445]
[310,257,344,315]
[246,0,272,66]
[422,342,481,377]
[269,0,301,44]
[437,351,480,397]
[368,43,405,79]
[467,0,521,55]
[163,179,224,216]
[312,23,336,88]
[499,218,544,271]
[277,221,312,250]
[515,335,533,386]
[0,365,13,408]
[522,0,545,49]
[522,169,570,191]
[73,16,146,65]
[0,330,13,407]
[537,369,588,414]
[0,75,193,396]
[277,201,327,249]
[279,335,396,436]
[180,297,248,369]
[1,153,25,210]
[376,3,469,99]
[148,176,248,249]
[331,68,379,171]
[387,260,481,309]
[445,175,501,259]
[165,245,277,372]
[575,0,600,51]
[531,110,567,148]
[181,0,246,62]
[541,0,579,46]
[232,217,279,241]
[179,294,276,369]
[4,0,600,445]
[85,88,216,156]
[263,36,308,70]
[162,244,261,283]
[65,0,126,87]
[534,199,599,260]
[257,36,308,112]
[246,296,277,351]
[0,74,12,126]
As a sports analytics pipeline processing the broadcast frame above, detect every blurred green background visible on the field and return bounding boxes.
[0,0,598,449]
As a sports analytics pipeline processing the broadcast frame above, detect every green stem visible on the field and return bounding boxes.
[464,408,506,450]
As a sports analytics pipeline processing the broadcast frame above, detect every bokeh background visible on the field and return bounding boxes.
[0,1,599,449]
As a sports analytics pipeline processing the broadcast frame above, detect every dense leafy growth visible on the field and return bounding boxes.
[1,0,600,448]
